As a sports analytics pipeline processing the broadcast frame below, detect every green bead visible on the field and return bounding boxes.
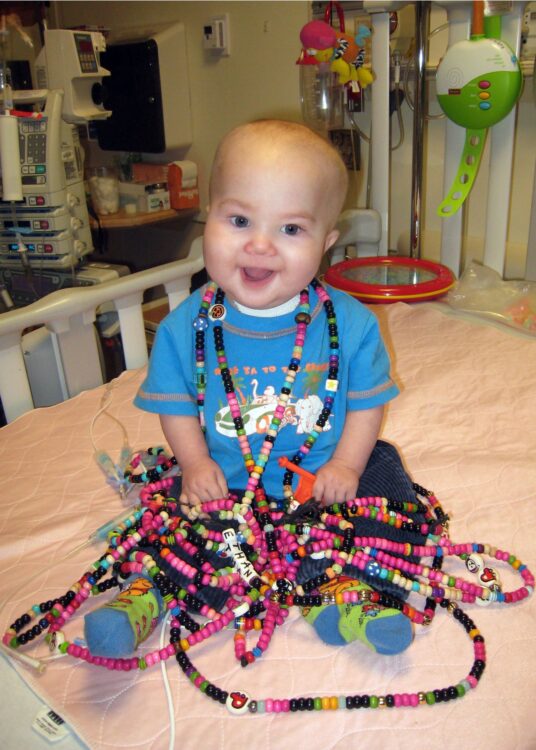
[425,691,435,705]
[456,683,466,697]
[314,697,322,710]
[369,695,379,708]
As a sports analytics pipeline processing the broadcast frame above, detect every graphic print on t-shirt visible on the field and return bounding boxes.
[213,364,332,438]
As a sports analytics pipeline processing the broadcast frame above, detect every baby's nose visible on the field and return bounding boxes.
[245,232,276,255]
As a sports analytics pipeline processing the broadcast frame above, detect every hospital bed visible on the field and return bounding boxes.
[1,214,536,750]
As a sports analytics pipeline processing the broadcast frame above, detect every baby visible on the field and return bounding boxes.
[135,119,399,508]
[135,119,418,655]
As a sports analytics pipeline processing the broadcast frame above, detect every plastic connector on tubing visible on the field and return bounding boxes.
[0,642,47,673]
[61,505,142,560]
[392,49,401,85]
[88,504,142,542]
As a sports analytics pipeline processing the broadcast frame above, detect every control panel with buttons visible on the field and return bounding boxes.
[436,37,522,129]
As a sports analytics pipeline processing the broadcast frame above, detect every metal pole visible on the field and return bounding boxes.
[409,1,430,259]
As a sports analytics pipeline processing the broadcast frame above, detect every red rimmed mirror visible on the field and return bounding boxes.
[324,257,456,303]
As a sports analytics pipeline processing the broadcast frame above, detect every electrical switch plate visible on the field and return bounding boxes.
[203,14,231,56]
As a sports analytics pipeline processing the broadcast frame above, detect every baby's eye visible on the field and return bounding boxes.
[282,224,302,236]
[230,215,250,228]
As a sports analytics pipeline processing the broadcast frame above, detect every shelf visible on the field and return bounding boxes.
[90,207,197,229]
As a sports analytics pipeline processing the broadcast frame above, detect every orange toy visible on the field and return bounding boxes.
[278,456,317,505]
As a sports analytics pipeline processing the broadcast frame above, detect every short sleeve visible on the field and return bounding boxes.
[346,311,399,410]
[134,312,198,416]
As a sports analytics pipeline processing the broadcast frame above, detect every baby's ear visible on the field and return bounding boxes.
[323,229,340,254]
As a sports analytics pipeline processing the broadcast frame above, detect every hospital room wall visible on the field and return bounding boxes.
[54,1,534,276]
[54,0,310,267]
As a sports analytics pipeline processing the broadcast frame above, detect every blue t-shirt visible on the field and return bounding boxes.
[135,284,399,497]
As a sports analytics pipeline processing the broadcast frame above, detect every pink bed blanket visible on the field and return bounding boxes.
[1,302,535,750]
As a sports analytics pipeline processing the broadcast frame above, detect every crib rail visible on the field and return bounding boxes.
[0,237,204,424]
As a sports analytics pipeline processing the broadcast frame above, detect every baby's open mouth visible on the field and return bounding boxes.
[242,267,274,282]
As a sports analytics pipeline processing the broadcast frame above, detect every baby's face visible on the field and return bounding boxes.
[204,142,339,310]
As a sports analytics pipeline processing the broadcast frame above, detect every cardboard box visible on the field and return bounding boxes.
[131,162,169,184]
[168,162,200,210]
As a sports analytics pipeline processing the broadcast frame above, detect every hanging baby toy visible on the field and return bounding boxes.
[297,1,374,130]
[436,0,522,216]
[297,2,374,88]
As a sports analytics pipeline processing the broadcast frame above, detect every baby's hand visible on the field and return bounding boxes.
[180,457,228,507]
[313,459,359,506]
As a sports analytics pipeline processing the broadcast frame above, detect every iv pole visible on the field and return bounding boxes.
[409,1,431,259]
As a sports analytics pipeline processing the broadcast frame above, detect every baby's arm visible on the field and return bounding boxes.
[160,414,228,506]
[313,405,384,506]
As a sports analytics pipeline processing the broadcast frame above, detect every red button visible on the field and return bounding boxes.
[478,80,491,89]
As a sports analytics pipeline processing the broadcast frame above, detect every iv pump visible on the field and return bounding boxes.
[0,21,111,278]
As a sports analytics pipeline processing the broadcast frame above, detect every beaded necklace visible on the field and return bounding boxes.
[194,278,339,509]
[4,475,533,716]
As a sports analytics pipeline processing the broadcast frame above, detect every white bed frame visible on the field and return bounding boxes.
[0,237,204,424]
